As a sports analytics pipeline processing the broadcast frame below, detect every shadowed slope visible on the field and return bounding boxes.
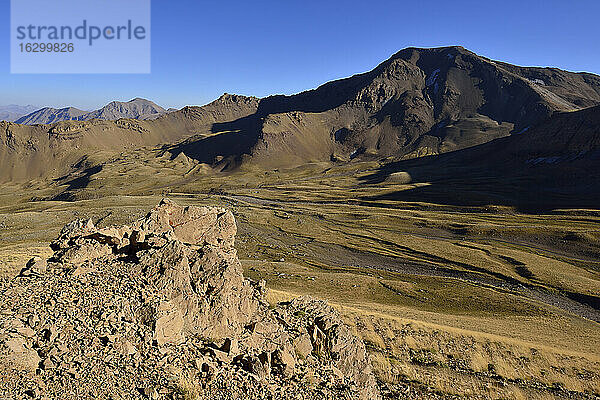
[0,94,259,182]
[172,46,600,169]
[3,46,600,182]
[360,106,600,212]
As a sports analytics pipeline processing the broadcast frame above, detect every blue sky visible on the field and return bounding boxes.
[1,0,599,110]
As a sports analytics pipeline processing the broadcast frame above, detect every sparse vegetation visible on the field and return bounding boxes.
[1,46,599,398]
[1,157,597,398]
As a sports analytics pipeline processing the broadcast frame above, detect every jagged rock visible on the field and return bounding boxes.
[0,200,381,399]
[3,336,40,372]
[221,338,239,355]
[153,301,185,346]
[131,198,236,247]
[292,331,313,359]
[50,218,95,251]
[275,297,380,399]
[272,346,296,377]
[249,352,271,379]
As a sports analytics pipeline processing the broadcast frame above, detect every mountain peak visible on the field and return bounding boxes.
[13,98,170,125]
[0,104,40,122]
[15,106,87,125]
[127,97,154,103]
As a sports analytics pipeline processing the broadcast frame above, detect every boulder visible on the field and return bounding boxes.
[3,336,40,372]
[0,200,381,399]
[292,332,313,359]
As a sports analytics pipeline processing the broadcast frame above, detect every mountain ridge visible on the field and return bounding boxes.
[2,46,600,183]
[169,46,600,169]
[361,104,600,212]
[0,104,40,122]
[14,98,169,125]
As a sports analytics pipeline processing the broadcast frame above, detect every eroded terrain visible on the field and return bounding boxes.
[1,155,598,399]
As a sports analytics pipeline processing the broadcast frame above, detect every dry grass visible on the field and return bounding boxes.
[1,157,598,398]
[0,244,52,276]
[175,372,202,400]
[268,288,599,397]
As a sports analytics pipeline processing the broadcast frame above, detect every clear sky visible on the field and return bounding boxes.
[1,0,599,110]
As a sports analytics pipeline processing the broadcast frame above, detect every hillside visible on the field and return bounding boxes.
[0,94,259,182]
[82,98,167,121]
[15,107,88,125]
[364,105,600,212]
[169,46,600,169]
[2,46,600,183]
[0,105,38,122]
[0,200,380,399]
[14,98,168,125]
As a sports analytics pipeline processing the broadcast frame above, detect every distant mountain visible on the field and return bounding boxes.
[14,98,169,125]
[0,94,259,182]
[0,105,39,122]
[2,46,600,184]
[15,107,88,125]
[83,98,167,121]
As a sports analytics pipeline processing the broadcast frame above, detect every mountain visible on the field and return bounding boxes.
[497,104,600,158]
[15,107,88,125]
[2,46,600,183]
[14,98,168,125]
[0,94,259,182]
[82,98,167,121]
[168,46,600,169]
[363,105,600,212]
[0,105,39,122]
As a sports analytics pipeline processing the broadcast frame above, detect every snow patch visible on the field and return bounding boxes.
[529,78,546,86]
[349,149,363,159]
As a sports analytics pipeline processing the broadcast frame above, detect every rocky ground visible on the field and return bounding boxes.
[0,200,380,399]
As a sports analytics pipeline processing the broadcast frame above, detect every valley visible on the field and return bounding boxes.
[1,46,599,399]
[1,155,599,398]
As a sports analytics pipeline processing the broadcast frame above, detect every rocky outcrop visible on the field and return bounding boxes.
[0,200,380,399]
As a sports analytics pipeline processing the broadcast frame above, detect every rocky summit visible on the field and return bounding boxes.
[0,199,380,399]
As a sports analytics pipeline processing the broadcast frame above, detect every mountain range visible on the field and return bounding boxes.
[2,45,599,400]
[199,45,598,168]
[1,46,599,209]
[12,98,170,125]
[0,104,39,122]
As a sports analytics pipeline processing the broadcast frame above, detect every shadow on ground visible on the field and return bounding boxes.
[358,140,600,214]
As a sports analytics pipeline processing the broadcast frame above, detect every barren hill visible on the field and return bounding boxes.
[2,46,600,183]
[167,46,600,168]
[364,105,600,212]
[0,105,39,122]
[83,98,167,121]
[15,107,88,125]
[0,94,259,182]
[15,99,169,125]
